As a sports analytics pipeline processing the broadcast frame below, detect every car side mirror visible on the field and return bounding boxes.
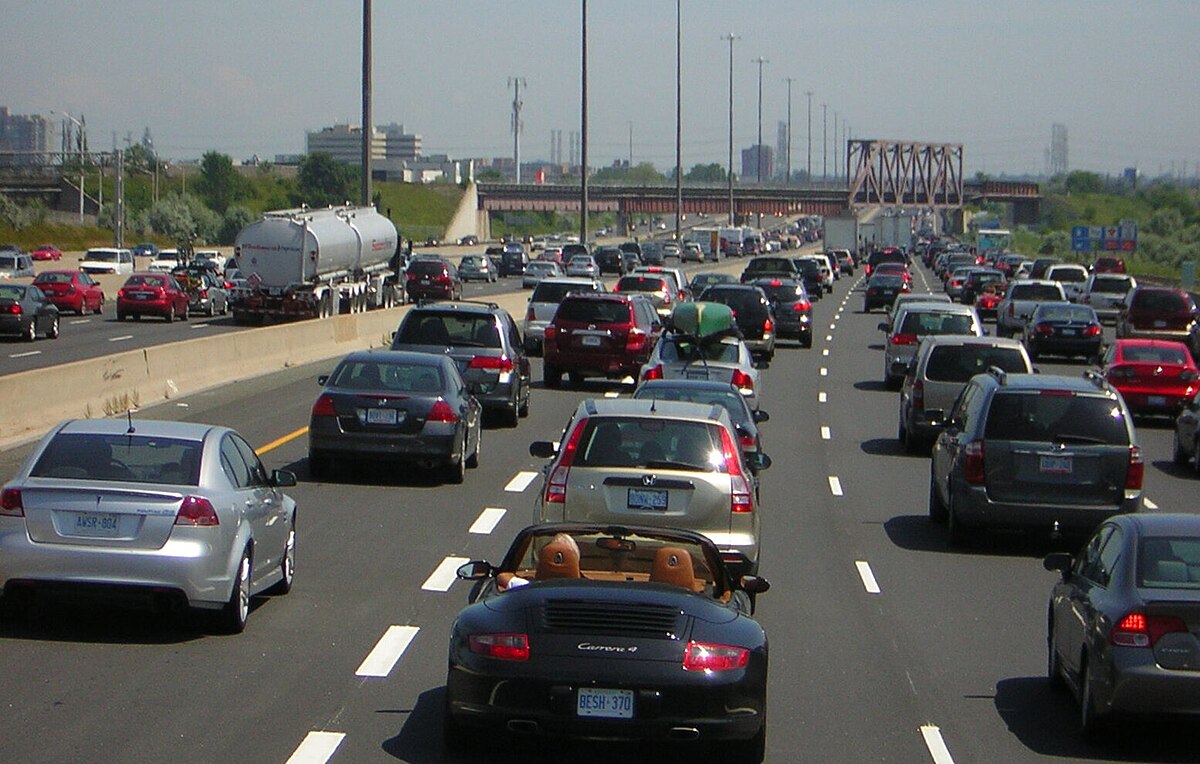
[753,359,769,370]
[456,560,494,580]
[317,375,329,385]
[740,575,771,595]
[271,469,297,487]
[877,322,889,332]
[530,440,558,459]
[1043,552,1073,577]
[924,409,948,429]
[752,409,770,424]
[746,452,772,472]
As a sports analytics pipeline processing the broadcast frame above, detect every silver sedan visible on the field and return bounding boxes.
[0,418,297,633]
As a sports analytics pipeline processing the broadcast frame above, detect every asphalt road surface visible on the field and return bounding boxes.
[2,256,1197,763]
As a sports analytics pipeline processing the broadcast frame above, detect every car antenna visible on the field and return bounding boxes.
[125,408,137,434]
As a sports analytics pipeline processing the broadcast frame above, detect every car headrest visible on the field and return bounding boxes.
[650,546,696,590]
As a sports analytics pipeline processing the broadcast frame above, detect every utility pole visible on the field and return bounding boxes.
[674,0,682,243]
[752,57,768,185]
[784,78,795,184]
[580,0,589,244]
[805,91,813,182]
[509,76,526,183]
[361,0,372,206]
[821,103,828,181]
[722,32,739,226]
[833,112,839,183]
[628,121,633,168]
[115,149,125,247]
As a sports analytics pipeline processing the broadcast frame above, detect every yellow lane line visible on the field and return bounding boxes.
[257,426,309,455]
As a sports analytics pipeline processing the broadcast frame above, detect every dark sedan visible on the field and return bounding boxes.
[696,284,776,361]
[1024,302,1103,361]
[0,284,60,341]
[447,523,769,761]
[862,274,909,312]
[307,350,482,483]
[1045,514,1200,735]
[751,278,813,348]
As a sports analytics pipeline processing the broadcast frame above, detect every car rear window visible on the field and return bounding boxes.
[329,359,445,392]
[1034,305,1094,322]
[574,418,723,470]
[1122,345,1190,365]
[632,387,750,427]
[658,337,741,363]
[0,285,26,300]
[1133,290,1189,312]
[126,275,167,287]
[898,311,975,335]
[616,276,668,293]
[32,433,203,485]
[983,392,1129,445]
[1048,267,1087,283]
[396,312,500,347]
[756,283,804,302]
[869,252,907,267]
[531,281,598,303]
[408,260,448,275]
[869,275,905,288]
[1011,284,1062,300]
[1091,277,1132,294]
[556,298,631,324]
[704,289,767,314]
[1138,537,1200,589]
[926,346,1028,382]
[34,272,73,284]
[0,255,19,269]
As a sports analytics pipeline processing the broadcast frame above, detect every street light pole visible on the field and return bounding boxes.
[821,103,828,181]
[804,91,813,183]
[674,0,682,243]
[721,32,739,226]
[580,0,589,245]
[784,78,794,185]
[361,0,372,207]
[752,57,768,185]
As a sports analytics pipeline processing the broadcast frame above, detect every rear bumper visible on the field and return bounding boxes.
[1026,336,1102,357]
[1104,656,1200,717]
[952,484,1141,536]
[117,298,173,316]
[308,422,459,462]
[544,349,642,377]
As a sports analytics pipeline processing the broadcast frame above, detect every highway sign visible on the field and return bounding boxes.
[1070,221,1138,253]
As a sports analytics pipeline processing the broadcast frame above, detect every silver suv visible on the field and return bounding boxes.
[880,302,983,389]
[520,277,605,354]
[531,398,770,576]
[929,369,1143,547]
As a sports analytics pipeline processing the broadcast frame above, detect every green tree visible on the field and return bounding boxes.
[685,163,727,183]
[1064,171,1104,194]
[196,151,249,214]
[294,153,357,207]
[148,192,221,244]
[1146,207,1184,237]
[219,205,257,245]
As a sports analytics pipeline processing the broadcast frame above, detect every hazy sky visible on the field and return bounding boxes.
[4,1,1197,177]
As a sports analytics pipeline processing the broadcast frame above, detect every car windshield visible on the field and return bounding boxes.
[983,392,1129,445]
[1012,284,1063,300]
[509,529,718,590]
[633,386,751,427]
[1122,345,1190,365]
[573,417,724,471]
[329,359,445,392]
[1138,537,1200,589]
[1034,305,1094,322]
[658,337,741,363]
[396,313,500,347]
[34,272,73,284]
[31,433,203,486]
[925,346,1028,382]
[899,311,975,335]
[616,276,667,293]
[85,250,119,262]
[555,299,629,324]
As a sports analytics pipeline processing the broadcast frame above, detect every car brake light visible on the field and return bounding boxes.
[641,364,664,381]
[890,333,917,346]
[763,318,773,333]
[719,427,753,513]
[1034,322,1055,336]
[730,369,754,393]
[3,303,19,315]
[626,328,648,353]
[546,417,588,504]
[1126,445,1144,490]
[683,640,749,671]
[312,394,337,417]
[963,440,985,484]
[793,300,811,312]
[1110,612,1187,648]
[526,305,536,322]
[544,325,557,342]
[469,633,530,661]
[428,399,458,423]
[0,488,23,517]
[1083,324,1102,337]
[468,355,514,372]
[867,288,878,296]
[175,495,219,526]
[739,433,756,449]
[912,379,924,409]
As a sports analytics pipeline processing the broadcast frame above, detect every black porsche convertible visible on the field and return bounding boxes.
[445,523,770,762]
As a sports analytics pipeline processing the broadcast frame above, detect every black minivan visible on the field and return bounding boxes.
[499,245,529,278]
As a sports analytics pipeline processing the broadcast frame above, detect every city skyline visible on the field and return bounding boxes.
[2,1,1197,178]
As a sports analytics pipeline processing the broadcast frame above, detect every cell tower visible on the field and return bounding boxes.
[509,77,526,183]
[1050,124,1068,176]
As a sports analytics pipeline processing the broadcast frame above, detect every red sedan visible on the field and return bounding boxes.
[117,273,190,322]
[31,244,63,261]
[32,270,105,315]
[1101,339,1199,417]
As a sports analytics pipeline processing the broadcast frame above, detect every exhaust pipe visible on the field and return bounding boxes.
[668,727,700,741]
[506,720,540,735]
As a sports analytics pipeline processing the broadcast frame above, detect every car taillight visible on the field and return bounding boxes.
[468,355,514,372]
[890,333,917,346]
[0,488,23,517]
[311,394,337,417]
[406,272,419,280]
[641,364,664,381]
[1034,322,1055,335]
[175,495,219,526]
[157,288,167,297]
[469,633,530,661]
[526,305,536,322]
[1008,303,1015,316]
[963,440,985,484]
[626,328,648,352]
[900,284,911,293]
[1107,366,1136,381]
[912,379,924,410]
[683,640,749,671]
[544,324,557,342]
[1126,445,1144,490]
[867,287,878,296]
[3,303,19,315]
[719,427,753,514]
[739,433,756,450]
[428,399,458,423]
[793,300,811,312]
[117,289,127,298]
[730,369,754,394]
[1083,324,1102,337]
[1110,612,1188,648]
[545,418,588,503]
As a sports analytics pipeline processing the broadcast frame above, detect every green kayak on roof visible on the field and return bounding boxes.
[668,301,737,339]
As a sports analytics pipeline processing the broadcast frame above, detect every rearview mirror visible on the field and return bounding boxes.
[317,375,328,385]
[877,322,889,332]
[529,441,558,459]
[271,469,297,487]
[457,560,494,580]
[752,409,770,424]
[746,452,772,472]
[1042,552,1073,577]
[753,359,769,370]
[924,409,947,429]
[740,575,771,595]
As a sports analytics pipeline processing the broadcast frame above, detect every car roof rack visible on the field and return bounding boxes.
[985,366,1008,384]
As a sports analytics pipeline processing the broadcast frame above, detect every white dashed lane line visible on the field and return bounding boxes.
[422,556,469,592]
[355,625,420,678]
[108,334,133,342]
[818,392,827,403]
[69,319,90,325]
[190,322,211,329]
[8,350,40,358]
[828,476,844,496]
[1145,498,1159,510]
[504,471,539,492]
[286,731,346,764]
[825,334,833,342]
[603,391,620,398]
[821,426,831,440]
[855,561,881,594]
[919,724,956,764]
[820,368,828,376]
[469,507,506,534]
[822,349,829,357]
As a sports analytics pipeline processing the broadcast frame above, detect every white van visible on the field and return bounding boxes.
[79,247,134,275]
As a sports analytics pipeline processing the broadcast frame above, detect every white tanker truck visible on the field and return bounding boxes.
[231,205,401,323]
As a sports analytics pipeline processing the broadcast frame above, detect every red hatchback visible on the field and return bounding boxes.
[31,244,63,261]
[32,270,104,315]
[116,273,190,321]
[1101,339,1199,417]
[542,293,662,388]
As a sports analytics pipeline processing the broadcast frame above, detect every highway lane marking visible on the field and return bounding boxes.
[505,471,539,492]
[286,731,346,764]
[919,724,956,764]
[604,391,620,398]
[818,392,827,403]
[820,367,828,376]
[1145,498,1159,510]
[356,625,420,678]
[422,556,469,592]
[821,426,831,440]
[470,507,507,534]
[190,322,211,329]
[828,476,844,496]
[8,350,41,358]
[825,334,833,342]
[108,334,134,342]
[829,322,837,330]
[257,426,309,455]
[822,349,830,357]
[69,319,90,325]
[855,561,881,594]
